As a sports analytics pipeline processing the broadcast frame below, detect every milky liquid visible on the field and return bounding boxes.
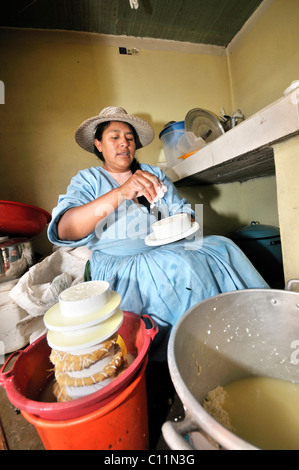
[204,376,299,450]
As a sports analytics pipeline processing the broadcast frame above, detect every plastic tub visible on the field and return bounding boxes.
[159,121,185,167]
[22,358,149,450]
[0,311,158,421]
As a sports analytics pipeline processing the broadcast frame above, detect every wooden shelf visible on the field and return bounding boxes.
[165,89,299,186]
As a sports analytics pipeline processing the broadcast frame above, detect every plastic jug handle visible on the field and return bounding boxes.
[0,351,21,388]
[141,314,159,341]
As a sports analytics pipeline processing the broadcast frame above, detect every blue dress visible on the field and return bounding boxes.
[48,164,268,358]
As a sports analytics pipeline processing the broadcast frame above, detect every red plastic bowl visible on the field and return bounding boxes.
[0,311,158,421]
[0,200,52,237]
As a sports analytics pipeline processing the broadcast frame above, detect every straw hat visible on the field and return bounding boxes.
[75,106,155,153]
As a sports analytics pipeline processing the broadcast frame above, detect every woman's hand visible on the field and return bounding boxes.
[119,170,162,203]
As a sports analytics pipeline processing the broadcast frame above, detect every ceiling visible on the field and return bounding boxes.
[1,0,265,47]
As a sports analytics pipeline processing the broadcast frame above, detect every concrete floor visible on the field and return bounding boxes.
[0,359,184,451]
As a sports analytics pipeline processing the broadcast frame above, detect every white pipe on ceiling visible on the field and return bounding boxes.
[129,0,139,9]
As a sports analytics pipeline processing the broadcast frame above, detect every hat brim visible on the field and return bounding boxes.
[75,113,155,153]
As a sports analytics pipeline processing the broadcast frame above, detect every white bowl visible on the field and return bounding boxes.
[152,213,191,240]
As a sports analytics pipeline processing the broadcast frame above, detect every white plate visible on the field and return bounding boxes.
[44,291,121,331]
[46,308,124,352]
[145,221,200,246]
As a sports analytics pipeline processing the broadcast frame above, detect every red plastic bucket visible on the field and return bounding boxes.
[0,311,157,421]
[22,358,149,450]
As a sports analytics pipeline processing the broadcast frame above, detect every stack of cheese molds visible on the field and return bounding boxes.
[43,281,127,402]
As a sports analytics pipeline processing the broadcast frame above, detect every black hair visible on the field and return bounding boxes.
[94,121,150,212]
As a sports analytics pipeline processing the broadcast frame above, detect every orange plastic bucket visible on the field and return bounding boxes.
[22,358,149,450]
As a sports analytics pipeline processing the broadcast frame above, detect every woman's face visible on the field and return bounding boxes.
[94,121,136,172]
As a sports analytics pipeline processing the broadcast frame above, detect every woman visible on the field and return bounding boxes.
[48,106,268,359]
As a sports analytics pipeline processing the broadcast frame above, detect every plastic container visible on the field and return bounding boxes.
[0,311,158,421]
[159,121,185,167]
[22,358,149,450]
[0,200,51,237]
